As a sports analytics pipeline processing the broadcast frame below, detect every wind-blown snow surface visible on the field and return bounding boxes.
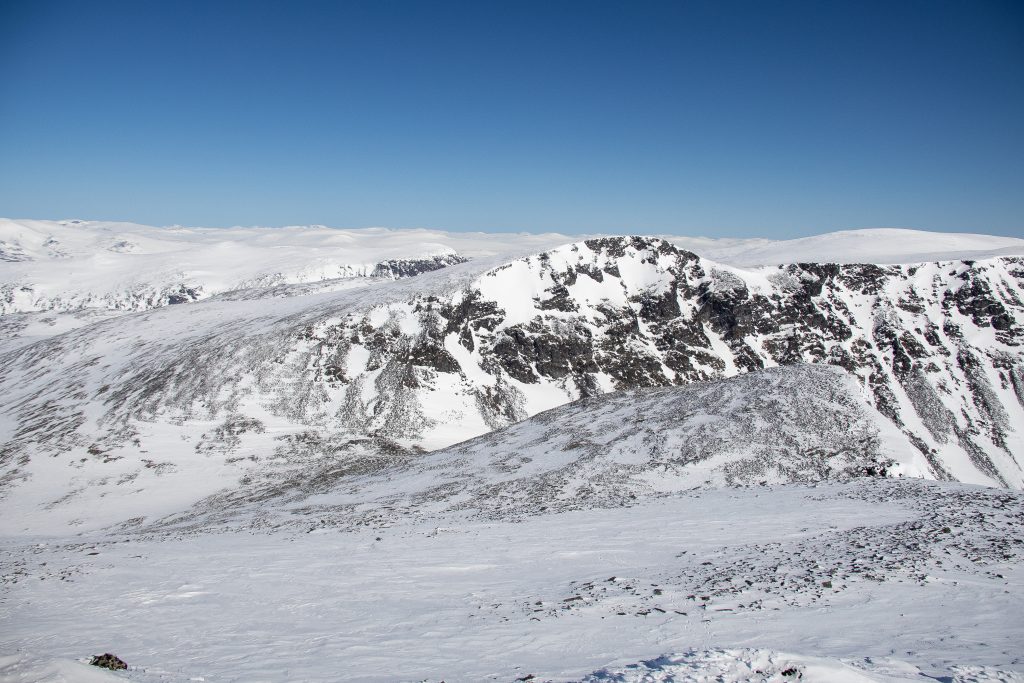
[2,480,1023,682]
[216,365,920,532]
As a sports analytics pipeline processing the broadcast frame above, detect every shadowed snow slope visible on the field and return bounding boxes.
[274,365,920,527]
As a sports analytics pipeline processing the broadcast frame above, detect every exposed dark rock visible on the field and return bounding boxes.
[636,286,681,321]
[407,340,460,373]
[370,254,467,279]
[90,653,127,670]
[166,285,202,305]
[538,283,578,312]
[948,272,1015,332]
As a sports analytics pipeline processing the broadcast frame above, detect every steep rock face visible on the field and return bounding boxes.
[2,236,1024,532]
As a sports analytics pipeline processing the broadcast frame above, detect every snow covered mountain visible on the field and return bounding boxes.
[1,224,1023,533]
[2,221,1024,682]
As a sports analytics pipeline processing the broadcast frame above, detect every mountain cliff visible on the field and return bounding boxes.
[275,237,1024,486]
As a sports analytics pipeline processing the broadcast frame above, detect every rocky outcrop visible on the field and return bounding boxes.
[371,254,467,279]
[89,653,127,670]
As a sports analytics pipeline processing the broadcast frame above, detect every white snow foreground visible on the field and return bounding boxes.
[0,654,124,682]
[2,480,1023,682]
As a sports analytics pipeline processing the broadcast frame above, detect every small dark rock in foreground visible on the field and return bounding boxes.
[90,653,127,670]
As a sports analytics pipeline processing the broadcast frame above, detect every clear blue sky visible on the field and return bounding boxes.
[1,0,1022,237]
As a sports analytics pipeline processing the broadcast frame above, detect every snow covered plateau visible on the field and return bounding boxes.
[1,218,1024,682]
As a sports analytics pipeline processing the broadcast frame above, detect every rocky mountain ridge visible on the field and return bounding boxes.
[287,236,1024,487]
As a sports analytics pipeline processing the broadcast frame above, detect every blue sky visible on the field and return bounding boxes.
[1,0,1022,237]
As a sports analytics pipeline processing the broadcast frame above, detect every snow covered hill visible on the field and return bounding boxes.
[226,365,918,531]
[692,227,1024,267]
[332,237,1023,488]
[1,230,1024,533]
[0,218,589,315]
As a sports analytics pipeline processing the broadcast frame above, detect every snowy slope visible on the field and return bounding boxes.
[692,227,1024,267]
[0,259,502,534]
[579,648,1024,682]
[232,365,924,531]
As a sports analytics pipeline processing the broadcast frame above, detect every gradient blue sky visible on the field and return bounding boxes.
[1,0,1022,237]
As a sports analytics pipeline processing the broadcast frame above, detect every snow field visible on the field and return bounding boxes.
[2,480,1022,682]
